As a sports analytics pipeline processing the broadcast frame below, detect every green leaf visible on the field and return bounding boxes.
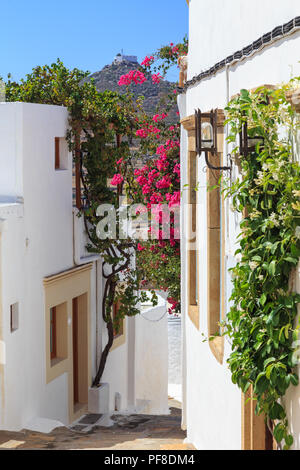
[268,260,276,276]
[260,293,267,306]
[285,434,294,447]
[290,374,299,386]
[273,423,284,443]
[254,373,269,395]
[284,257,298,265]
[291,244,300,258]
[269,402,285,420]
[266,364,274,380]
[264,357,276,367]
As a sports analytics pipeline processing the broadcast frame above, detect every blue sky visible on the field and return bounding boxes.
[0,0,188,83]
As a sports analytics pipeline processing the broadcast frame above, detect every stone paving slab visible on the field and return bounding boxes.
[0,399,195,450]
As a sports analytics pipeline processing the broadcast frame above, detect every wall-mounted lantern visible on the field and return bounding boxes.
[239,119,264,157]
[195,109,231,172]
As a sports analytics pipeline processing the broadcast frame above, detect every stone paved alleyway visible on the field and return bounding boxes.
[0,399,194,450]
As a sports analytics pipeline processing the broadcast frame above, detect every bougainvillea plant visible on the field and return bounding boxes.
[5,59,155,384]
[111,43,185,314]
[222,82,300,449]
[4,38,186,381]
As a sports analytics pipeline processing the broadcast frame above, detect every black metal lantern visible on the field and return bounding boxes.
[195,109,217,154]
[195,108,231,172]
[239,119,264,157]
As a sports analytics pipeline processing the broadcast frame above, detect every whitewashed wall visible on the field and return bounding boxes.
[0,103,121,430]
[0,102,167,430]
[101,316,131,413]
[135,294,169,415]
[188,0,300,79]
[0,103,73,430]
[181,2,300,450]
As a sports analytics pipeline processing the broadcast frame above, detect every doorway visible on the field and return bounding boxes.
[72,293,88,411]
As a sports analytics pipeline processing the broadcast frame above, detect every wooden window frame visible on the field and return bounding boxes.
[181,111,225,361]
[55,137,60,170]
[187,150,199,329]
[206,114,226,364]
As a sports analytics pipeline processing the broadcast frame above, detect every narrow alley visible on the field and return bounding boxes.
[0,398,193,451]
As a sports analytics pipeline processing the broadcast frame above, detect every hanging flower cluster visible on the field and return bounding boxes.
[118,69,147,86]
[153,113,168,123]
[136,124,161,139]
[111,173,124,186]
[141,55,154,68]
[112,50,182,313]
[152,73,163,84]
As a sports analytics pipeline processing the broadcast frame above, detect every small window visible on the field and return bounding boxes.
[10,303,19,332]
[55,137,60,170]
[54,137,68,170]
[50,307,57,359]
[49,302,68,365]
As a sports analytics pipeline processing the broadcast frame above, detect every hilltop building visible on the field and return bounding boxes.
[114,53,138,64]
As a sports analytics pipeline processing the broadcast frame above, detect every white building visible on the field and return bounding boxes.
[114,53,138,64]
[179,0,300,450]
[0,102,168,431]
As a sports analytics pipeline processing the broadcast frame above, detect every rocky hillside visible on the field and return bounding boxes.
[84,59,178,123]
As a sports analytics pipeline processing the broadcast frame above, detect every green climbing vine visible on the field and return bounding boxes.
[222,81,300,449]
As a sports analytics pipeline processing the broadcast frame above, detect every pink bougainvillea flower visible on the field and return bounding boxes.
[152,113,168,123]
[136,128,149,138]
[137,243,146,252]
[156,176,172,190]
[136,175,148,186]
[111,173,124,186]
[152,73,163,84]
[116,158,124,165]
[168,191,181,208]
[142,184,151,195]
[173,163,180,177]
[141,55,154,67]
[118,70,147,86]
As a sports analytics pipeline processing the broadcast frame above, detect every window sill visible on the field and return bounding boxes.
[209,336,224,364]
[188,305,199,329]
[51,357,67,368]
